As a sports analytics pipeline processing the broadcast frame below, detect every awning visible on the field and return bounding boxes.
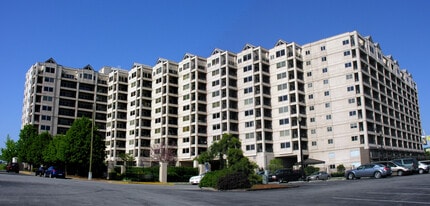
[296,158,325,165]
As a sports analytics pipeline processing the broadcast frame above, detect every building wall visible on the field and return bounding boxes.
[22,31,424,171]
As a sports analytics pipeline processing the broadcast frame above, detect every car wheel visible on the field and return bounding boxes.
[316,176,319,180]
[347,173,355,180]
[374,171,382,179]
[49,173,53,178]
[419,169,424,174]
[279,178,283,184]
[397,170,403,176]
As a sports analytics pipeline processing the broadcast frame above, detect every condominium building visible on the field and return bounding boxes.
[22,31,424,171]
[22,58,110,140]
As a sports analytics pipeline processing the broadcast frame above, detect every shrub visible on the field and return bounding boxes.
[199,170,229,188]
[304,166,320,176]
[330,172,345,177]
[217,172,251,190]
[167,166,198,182]
[337,164,346,173]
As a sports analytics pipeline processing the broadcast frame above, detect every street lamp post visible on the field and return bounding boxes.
[88,103,95,180]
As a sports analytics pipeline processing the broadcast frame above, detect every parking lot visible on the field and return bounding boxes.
[1,170,430,205]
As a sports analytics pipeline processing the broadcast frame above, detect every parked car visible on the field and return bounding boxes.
[374,161,413,176]
[418,161,429,174]
[189,173,205,185]
[345,163,392,180]
[35,166,45,177]
[6,163,19,173]
[306,171,330,181]
[272,168,302,183]
[392,158,418,173]
[44,166,65,178]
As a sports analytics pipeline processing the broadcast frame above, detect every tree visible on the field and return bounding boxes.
[210,133,241,169]
[151,142,176,164]
[0,135,18,162]
[43,134,67,165]
[268,158,284,172]
[28,132,52,167]
[17,124,38,165]
[64,117,106,176]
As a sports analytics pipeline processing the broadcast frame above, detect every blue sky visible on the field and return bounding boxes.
[1,0,429,149]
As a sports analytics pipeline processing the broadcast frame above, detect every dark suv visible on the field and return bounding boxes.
[6,163,19,173]
[271,168,302,183]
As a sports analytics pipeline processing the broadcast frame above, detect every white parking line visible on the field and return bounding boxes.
[365,191,430,196]
[332,197,430,205]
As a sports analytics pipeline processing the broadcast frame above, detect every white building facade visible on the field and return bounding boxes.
[22,31,424,171]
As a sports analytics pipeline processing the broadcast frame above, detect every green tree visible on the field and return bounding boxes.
[210,133,241,169]
[43,134,67,165]
[28,132,52,167]
[17,124,38,165]
[64,117,106,177]
[0,135,18,162]
[268,158,284,172]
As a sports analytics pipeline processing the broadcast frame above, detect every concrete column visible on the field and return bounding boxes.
[159,162,168,183]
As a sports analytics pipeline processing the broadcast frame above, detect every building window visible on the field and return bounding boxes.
[323,79,329,84]
[244,87,253,94]
[351,136,358,141]
[311,129,316,134]
[280,130,290,137]
[310,117,315,122]
[350,123,358,129]
[245,121,254,128]
[246,144,255,151]
[321,46,326,51]
[306,61,311,66]
[276,61,286,68]
[279,118,289,125]
[245,109,254,116]
[212,69,220,76]
[328,139,333,144]
[182,126,190,132]
[305,50,310,55]
[213,124,221,130]
[278,95,288,102]
[309,106,315,111]
[347,86,354,92]
[243,65,252,72]
[342,39,350,45]
[324,91,330,96]
[182,148,189,154]
[277,72,287,80]
[329,164,336,169]
[280,142,291,149]
[308,94,314,99]
[212,113,220,119]
[345,62,352,68]
[212,80,220,86]
[327,127,333,132]
[346,74,353,79]
[244,98,253,105]
[243,76,252,83]
[212,91,220,97]
[321,57,327,62]
[307,72,312,77]
[322,68,328,73]
[349,111,357,116]
[183,105,190,111]
[344,51,351,56]
[245,133,254,139]
[312,141,317,146]
[277,83,288,91]
[212,101,220,108]
[279,106,289,114]
[325,103,330,108]
[276,49,286,57]
[308,83,313,88]
[326,115,332,120]
[348,98,355,104]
